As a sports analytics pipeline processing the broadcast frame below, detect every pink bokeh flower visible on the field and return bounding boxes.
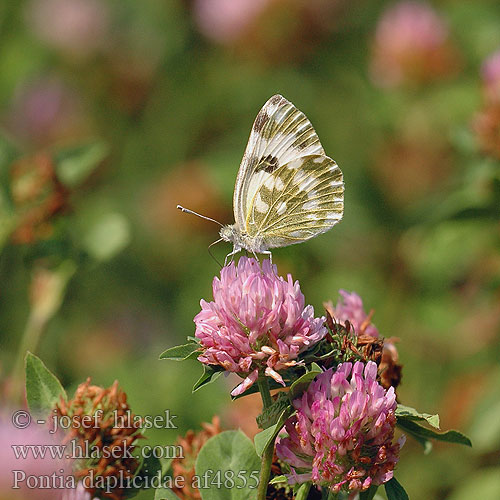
[5,76,83,146]
[371,1,458,88]
[193,0,270,44]
[0,415,72,499]
[26,0,110,58]
[326,291,403,390]
[481,49,500,103]
[62,483,95,500]
[327,290,379,337]
[194,257,327,396]
[276,361,405,493]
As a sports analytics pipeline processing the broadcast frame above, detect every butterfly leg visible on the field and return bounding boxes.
[224,247,241,267]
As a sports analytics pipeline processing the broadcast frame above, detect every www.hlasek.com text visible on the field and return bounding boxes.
[11,440,184,461]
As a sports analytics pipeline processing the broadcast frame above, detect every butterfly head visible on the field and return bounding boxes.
[220,224,269,255]
[219,224,238,244]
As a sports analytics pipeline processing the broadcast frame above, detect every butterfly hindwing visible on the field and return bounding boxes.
[246,155,344,248]
[233,95,325,228]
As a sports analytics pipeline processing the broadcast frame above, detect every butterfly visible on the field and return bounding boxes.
[178,94,344,264]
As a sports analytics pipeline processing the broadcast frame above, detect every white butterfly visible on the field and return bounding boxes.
[178,94,344,263]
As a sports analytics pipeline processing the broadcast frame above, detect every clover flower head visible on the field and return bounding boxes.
[371,1,456,88]
[276,361,405,494]
[194,257,327,396]
[54,379,143,500]
[328,290,379,337]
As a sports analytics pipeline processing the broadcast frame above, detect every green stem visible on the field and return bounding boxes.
[257,442,274,500]
[7,261,75,404]
[256,376,274,500]
[9,311,46,404]
[258,376,273,410]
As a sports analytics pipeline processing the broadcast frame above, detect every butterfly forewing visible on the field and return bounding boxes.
[233,95,325,228]
[246,155,344,248]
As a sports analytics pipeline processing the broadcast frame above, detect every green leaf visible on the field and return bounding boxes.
[159,342,200,361]
[295,483,311,500]
[139,454,162,480]
[254,406,293,458]
[401,427,433,454]
[82,212,130,261]
[359,485,379,500]
[256,392,291,430]
[269,475,287,485]
[154,487,180,500]
[385,478,409,500]
[396,404,440,429]
[126,454,162,498]
[195,430,260,500]
[192,365,224,392]
[397,418,472,447]
[25,352,66,416]
[288,363,322,401]
[161,457,174,475]
[55,141,108,188]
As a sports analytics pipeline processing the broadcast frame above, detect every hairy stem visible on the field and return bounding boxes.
[256,376,274,500]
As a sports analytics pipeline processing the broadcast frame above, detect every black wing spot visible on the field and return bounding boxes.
[253,111,269,133]
[269,95,283,106]
[256,155,279,173]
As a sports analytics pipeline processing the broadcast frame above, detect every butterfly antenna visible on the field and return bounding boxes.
[208,238,224,268]
[176,205,223,227]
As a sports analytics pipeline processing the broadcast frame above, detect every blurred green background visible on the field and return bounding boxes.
[1,0,500,498]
